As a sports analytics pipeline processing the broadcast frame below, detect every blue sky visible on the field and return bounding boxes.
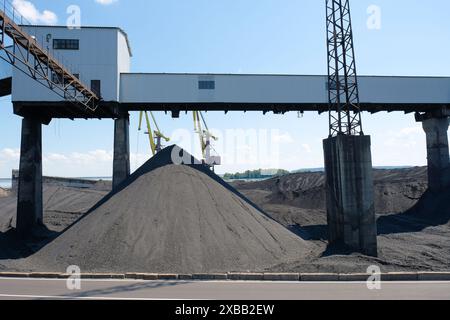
[1,0,450,177]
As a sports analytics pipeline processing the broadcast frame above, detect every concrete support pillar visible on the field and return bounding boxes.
[113,114,130,189]
[421,117,450,192]
[16,117,43,237]
[323,135,378,256]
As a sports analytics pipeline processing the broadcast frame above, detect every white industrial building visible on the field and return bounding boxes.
[12,26,131,103]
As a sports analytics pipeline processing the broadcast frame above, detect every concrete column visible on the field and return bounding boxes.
[421,117,450,192]
[16,117,43,237]
[113,114,130,189]
[323,135,378,256]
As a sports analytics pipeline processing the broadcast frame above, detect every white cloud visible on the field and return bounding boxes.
[370,125,427,167]
[301,144,312,153]
[42,150,112,177]
[95,0,118,5]
[0,148,152,178]
[398,127,422,136]
[12,0,57,25]
[384,126,423,148]
[69,150,113,165]
[272,132,295,144]
[0,149,20,178]
[0,148,20,161]
[45,153,68,162]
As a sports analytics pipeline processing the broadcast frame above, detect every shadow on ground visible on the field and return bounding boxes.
[0,226,59,260]
[288,224,328,241]
[377,190,450,235]
[288,189,450,256]
[46,280,191,300]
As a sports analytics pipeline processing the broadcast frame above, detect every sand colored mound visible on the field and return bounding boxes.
[30,146,312,273]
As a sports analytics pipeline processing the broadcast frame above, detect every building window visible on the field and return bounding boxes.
[53,39,79,50]
[91,80,101,97]
[199,80,215,90]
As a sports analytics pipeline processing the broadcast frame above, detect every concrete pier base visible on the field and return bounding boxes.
[113,114,130,189]
[323,135,378,257]
[16,118,43,237]
[421,117,450,192]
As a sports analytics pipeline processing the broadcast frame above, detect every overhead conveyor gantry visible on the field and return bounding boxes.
[118,73,450,116]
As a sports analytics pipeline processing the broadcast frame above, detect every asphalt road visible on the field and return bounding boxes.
[0,278,450,300]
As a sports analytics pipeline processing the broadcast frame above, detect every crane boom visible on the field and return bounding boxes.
[138,111,169,156]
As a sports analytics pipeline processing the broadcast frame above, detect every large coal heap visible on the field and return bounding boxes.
[29,146,312,273]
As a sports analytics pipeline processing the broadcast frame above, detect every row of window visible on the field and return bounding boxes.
[198,80,215,90]
[53,39,79,50]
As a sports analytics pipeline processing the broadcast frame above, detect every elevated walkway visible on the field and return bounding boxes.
[120,73,450,114]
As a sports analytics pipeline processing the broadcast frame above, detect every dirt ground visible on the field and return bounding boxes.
[0,163,449,274]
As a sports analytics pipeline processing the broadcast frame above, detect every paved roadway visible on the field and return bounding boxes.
[0,278,449,300]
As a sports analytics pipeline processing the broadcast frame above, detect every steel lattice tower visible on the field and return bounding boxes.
[326,0,362,136]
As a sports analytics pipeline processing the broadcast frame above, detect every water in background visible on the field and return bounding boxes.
[0,177,112,189]
[0,179,11,189]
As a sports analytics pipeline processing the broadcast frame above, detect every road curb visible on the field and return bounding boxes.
[338,273,370,282]
[300,273,340,281]
[157,274,178,280]
[1,272,450,281]
[178,274,193,280]
[80,273,114,279]
[28,272,61,279]
[192,274,228,280]
[417,272,450,281]
[0,272,31,278]
[142,274,159,280]
[382,272,418,281]
[263,273,300,281]
[228,273,264,281]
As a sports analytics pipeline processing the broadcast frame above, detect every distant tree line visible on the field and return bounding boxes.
[223,169,290,180]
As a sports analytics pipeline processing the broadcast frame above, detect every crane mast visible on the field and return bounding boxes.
[326,0,362,136]
[193,111,221,169]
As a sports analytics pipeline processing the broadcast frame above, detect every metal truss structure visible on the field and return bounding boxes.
[0,0,99,111]
[326,0,363,136]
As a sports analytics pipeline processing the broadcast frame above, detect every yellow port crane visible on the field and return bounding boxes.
[138,111,170,156]
[193,111,221,168]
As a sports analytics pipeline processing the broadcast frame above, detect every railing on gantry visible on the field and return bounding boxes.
[0,0,100,111]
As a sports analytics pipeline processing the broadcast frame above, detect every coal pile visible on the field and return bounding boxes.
[235,167,428,215]
[30,146,312,273]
